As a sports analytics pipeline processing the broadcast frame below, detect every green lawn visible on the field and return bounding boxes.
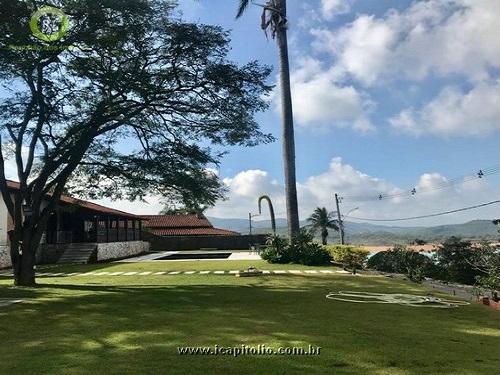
[1,260,499,374]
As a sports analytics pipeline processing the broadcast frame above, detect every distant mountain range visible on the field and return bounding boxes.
[208,217,500,245]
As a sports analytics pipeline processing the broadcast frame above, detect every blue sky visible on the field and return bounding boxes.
[3,0,500,225]
[157,0,499,225]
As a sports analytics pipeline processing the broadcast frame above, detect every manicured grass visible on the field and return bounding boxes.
[1,261,499,374]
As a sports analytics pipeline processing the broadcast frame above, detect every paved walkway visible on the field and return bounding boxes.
[0,269,352,278]
[0,299,23,308]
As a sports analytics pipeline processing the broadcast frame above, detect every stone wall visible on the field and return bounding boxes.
[142,232,268,252]
[0,245,10,269]
[97,241,150,261]
[37,244,69,265]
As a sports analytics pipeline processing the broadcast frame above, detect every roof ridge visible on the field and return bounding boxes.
[5,179,140,218]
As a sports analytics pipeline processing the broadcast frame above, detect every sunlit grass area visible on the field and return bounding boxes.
[1,261,499,374]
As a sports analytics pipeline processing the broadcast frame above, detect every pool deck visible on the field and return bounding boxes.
[119,250,262,262]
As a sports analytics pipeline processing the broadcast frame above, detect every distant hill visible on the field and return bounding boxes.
[208,217,500,245]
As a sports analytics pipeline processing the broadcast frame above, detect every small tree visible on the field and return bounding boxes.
[471,243,500,296]
[307,207,339,245]
[0,0,273,285]
[367,245,438,282]
[434,237,485,285]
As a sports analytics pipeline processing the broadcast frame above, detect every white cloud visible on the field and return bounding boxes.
[205,158,500,226]
[93,195,164,215]
[89,158,499,226]
[286,58,375,132]
[390,80,500,136]
[208,170,285,218]
[321,0,353,20]
[312,15,396,85]
[312,0,500,85]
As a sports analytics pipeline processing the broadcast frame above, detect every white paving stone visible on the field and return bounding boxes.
[199,271,210,274]
[304,270,318,274]
[288,270,302,274]
[262,270,271,274]
[229,270,239,274]
[273,270,286,274]
[122,272,138,276]
[184,271,196,275]
[109,272,124,276]
[168,271,181,275]
[320,270,333,274]
[153,272,166,275]
[93,272,110,276]
[138,272,152,276]
[213,271,225,274]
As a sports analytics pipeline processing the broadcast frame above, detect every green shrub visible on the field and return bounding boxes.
[366,251,397,273]
[261,235,291,264]
[367,245,438,282]
[326,245,369,273]
[290,230,332,266]
[261,230,332,266]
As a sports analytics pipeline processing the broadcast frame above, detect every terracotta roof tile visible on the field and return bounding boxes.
[141,214,212,228]
[6,180,140,219]
[149,227,239,236]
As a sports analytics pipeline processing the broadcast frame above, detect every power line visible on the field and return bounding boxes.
[341,163,500,202]
[345,200,500,222]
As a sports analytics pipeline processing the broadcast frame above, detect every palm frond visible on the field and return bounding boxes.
[236,0,252,18]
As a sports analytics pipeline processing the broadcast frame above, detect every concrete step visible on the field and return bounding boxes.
[57,243,97,264]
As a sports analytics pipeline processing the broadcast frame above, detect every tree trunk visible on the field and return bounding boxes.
[321,230,328,245]
[276,0,300,239]
[15,248,36,286]
[12,241,36,286]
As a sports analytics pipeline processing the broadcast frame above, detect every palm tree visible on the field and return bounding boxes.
[237,0,300,239]
[307,207,339,245]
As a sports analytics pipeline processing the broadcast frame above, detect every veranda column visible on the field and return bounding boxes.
[93,215,99,243]
[106,216,110,243]
[56,208,62,243]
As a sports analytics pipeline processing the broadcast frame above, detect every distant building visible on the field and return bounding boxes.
[141,214,240,237]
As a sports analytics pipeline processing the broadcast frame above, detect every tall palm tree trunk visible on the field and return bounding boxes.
[321,229,328,245]
[276,0,299,238]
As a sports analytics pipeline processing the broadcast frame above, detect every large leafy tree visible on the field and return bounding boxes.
[0,0,273,286]
[307,207,339,245]
[236,0,300,239]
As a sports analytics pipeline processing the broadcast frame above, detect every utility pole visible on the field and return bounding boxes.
[335,194,345,245]
[248,212,253,236]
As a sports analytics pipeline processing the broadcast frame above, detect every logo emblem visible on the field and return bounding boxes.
[30,6,69,42]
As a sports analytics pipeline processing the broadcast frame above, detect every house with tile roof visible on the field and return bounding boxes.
[142,214,240,237]
[0,181,149,268]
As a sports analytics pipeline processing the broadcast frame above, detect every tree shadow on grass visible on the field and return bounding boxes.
[1,277,499,374]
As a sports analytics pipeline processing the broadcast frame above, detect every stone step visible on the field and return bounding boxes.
[57,243,97,264]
